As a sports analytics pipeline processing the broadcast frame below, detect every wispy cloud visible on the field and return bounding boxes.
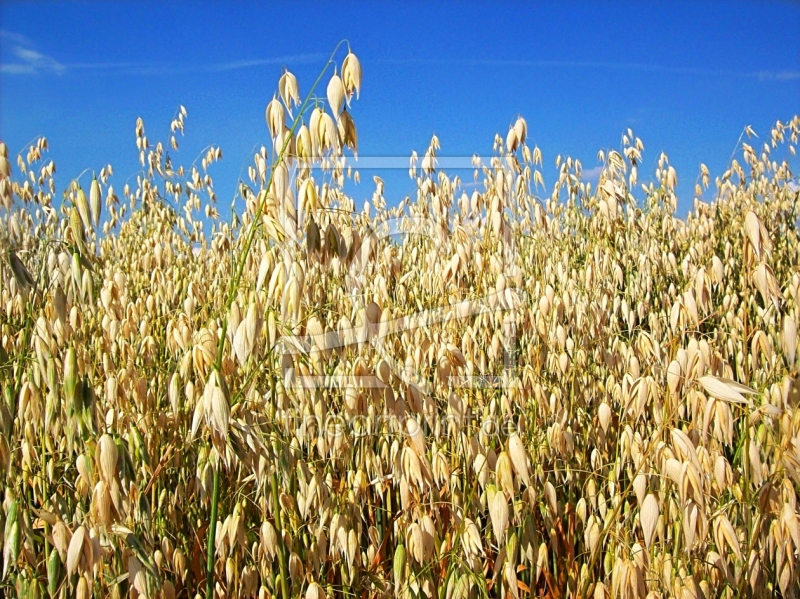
[211,53,328,72]
[373,56,800,81]
[4,28,795,82]
[67,61,145,70]
[110,54,328,76]
[1,30,65,74]
[581,166,604,181]
[0,29,33,46]
[1,30,327,76]
[754,70,800,81]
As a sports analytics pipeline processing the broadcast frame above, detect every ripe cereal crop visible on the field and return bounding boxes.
[1,44,799,599]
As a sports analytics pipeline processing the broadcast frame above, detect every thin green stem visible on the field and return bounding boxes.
[204,42,348,599]
[271,471,290,599]
[579,395,682,598]
[205,463,221,597]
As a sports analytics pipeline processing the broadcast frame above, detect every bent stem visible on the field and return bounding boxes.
[272,470,290,599]
[204,40,347,599]
[205,464,221,597]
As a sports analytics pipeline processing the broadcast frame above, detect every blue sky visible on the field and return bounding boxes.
[1,1,799,218]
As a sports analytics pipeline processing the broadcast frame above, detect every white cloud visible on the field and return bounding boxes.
[1,30,327,76]
[0,63,35,75]
[1,30,64,75]
[376,56,800,83]
[211,53,327,72]
[0,29,32,46]
[756,70,800,81]
[14,47,65,73]
[581,166,603,181]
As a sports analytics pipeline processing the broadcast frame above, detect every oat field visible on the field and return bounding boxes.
[1,46,800,599]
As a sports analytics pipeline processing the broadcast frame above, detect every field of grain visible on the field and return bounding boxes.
[1,47,800,599]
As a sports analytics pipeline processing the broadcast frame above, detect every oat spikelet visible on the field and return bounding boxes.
[640,494,659,549]
[89,175,102,226]
[507,433,530,487]
[698,375,755,405]
[489,488,509,544]
[278,69,301,116]
[327,70,345,116]
[97,433,119,483]
[266,96,285,139]
[342,51,362,100]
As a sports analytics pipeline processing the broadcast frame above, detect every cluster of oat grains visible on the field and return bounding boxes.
[1,45,799,599]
